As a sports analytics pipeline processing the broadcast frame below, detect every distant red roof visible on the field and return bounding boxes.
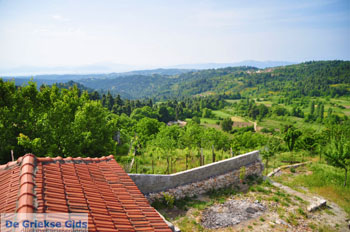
[0,154,171,232]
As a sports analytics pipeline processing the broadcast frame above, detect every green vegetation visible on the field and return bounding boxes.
[323,125,350,186]
[272,162,350,216]
[0,81,118,161]
[221,117,233,132]
[261,136,281,175]
[85,61,350,100]
[1,60,350,222]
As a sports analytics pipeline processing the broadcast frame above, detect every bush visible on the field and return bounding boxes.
[192,116,201,124]
[239,166,246,183]
[261,127,275,134]
[221,118,233,132]
[163,193,175,208]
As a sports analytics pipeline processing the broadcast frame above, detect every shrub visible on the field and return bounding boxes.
[162,193,175,208]
[239,166,246,183]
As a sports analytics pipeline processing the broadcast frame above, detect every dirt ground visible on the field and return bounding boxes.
[162,169,349,232]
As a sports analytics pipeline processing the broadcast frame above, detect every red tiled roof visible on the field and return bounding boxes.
[0,154,171,232]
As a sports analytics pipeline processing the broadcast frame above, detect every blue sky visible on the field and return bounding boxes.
[0,0,349,70]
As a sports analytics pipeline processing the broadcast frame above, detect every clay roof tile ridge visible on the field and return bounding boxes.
[16,153,36,213]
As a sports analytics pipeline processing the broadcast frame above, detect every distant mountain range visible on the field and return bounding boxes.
[2,60,348,100]
[167,60,296,69]
[0,60,295,76]
[1,68,194,87]
[0,63,137,76]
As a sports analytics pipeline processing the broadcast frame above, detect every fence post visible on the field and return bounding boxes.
[212,145,215,163]
[200,148,204,166]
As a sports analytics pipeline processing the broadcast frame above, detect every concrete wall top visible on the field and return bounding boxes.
[129,150,261,194]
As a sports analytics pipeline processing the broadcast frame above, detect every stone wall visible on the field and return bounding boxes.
[129,150,263,198]
[147,161,262,203]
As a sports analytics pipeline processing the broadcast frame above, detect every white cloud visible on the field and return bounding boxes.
[51,14,70,22]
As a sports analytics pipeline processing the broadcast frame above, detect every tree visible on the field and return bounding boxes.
[273,106,288,116]
[158,106,174,123]
[203,128,229,162]
[152,125,183,174]
[261,137,280,175]
[135,117,162,147]
[182,122,203,149]
[291,106,304,118]
[221,118,233,132]
[310,101,315,116]
[105,91,114,110]
[323,126,350,187]
[73,101,117,157]
[282,125,301,152]
[181,122,204,166]
[296,128,319,156]
[192,116,200,124]
[248,105,259,119]
[319,103,324,121]
[130,106,158,121]
[202,108,213,118]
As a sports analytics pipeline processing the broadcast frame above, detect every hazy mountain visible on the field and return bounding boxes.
[112,68,194,77]
[2,68,193,81]
[1,68,194,88]
[0,60,295,76]
[2,61,349,100]
[168,60,296,69]
[0,63,139,76]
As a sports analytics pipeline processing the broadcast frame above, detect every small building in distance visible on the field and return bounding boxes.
[167,120,187,127]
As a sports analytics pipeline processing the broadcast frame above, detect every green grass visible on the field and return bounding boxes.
[254,100,273,106]
[263,151,315,175]
[212,110,234,118]
[176,217,204,232]
[225,99,241,104]
[273,162,350,216]
[224,96,350,134]
[200,117,220,124]
[258,118,286,130]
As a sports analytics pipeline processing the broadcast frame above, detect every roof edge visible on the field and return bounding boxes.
[0,155,25,170]
[36,154,115,163]
[4,153,116,213]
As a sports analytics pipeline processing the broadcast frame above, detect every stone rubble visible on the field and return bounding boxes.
[146,162,263,204]
[307,197,327,212]
[201,199,266,229]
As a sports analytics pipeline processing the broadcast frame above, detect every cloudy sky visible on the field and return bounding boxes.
[0,0,349,72]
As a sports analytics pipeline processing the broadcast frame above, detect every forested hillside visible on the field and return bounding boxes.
[1,61,350,221]
[77,60,350,99]
[4,61,349,100]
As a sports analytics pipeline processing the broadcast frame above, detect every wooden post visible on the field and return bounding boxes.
[135,159,138,173]
[172,158,176,173]
[230,147,233,157]
[198,150,201,166]
[170,157,172,173]
[185,153,188,170]
[212,145,215,163]
[200,148,204,166]
[167,157,170,174]
[152,159,154,174]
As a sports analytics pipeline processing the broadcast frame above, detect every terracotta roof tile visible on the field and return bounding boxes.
[0,154,171,232]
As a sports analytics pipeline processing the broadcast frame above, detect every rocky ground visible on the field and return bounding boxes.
[201,199,266,229]
[158,165,349,231]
